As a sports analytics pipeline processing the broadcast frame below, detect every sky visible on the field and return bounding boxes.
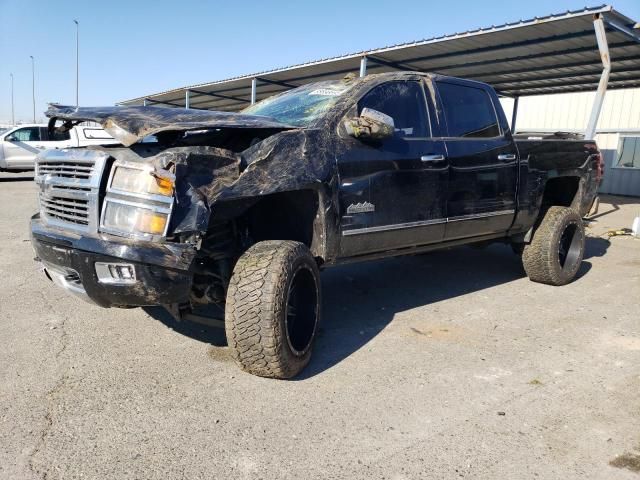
[1,0,640,124]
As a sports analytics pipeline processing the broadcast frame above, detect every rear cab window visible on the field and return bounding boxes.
[357,81,430,138]
[436,81,501,138]
[41,127,70,141]
[80,128,113,140]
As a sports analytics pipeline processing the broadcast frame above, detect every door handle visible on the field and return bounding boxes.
[421,154,446,162]
[498,154,516,161]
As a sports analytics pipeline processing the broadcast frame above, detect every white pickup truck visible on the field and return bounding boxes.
[0,124,117,171]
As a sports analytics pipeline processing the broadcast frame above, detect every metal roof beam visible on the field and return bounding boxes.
[602,13,640,44]
[501,79,640,96]
[144,98,182,108]
[185,85,288,109]
[189,88,250,103]
[366,55,414,72]
[468,53,640,82]
[379,29,599,70]
[487,66,640,88]
[256,77,297,89]
[181,64,366,98]
[422,40,637,75]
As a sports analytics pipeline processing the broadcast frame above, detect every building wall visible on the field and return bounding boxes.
[500,88,640,197]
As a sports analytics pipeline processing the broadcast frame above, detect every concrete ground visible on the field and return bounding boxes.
[0,171,639,479]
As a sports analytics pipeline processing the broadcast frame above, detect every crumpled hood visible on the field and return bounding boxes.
[45,104,298,146]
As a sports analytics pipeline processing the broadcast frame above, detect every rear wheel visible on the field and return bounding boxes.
[225,240,321,379]
[522,206,585,286]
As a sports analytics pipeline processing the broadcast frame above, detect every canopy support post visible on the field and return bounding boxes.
[143,98,148,107]
[585,15,611,140]
[251,78,257,105]
[185,90,190,109]
[360,56,368,77]
[511,96,519,133]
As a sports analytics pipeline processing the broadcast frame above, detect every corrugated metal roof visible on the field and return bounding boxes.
[119,5,640,110]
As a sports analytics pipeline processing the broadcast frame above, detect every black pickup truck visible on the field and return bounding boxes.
[31,72,603,378]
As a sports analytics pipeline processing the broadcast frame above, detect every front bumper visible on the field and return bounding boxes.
[31,214,195,308]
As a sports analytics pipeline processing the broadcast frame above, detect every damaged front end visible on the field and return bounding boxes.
[32,104,307,311]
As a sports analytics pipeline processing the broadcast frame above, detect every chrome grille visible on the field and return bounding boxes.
[35,149,110,234]
[40,196,90,226]
[37,162,94,179]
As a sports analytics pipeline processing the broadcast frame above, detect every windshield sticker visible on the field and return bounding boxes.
[308,88,344,97]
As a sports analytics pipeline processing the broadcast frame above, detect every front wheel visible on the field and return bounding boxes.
[522,206,585,286]
[225,241,321,379]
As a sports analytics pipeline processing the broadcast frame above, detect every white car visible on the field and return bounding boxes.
[0,124,117,171]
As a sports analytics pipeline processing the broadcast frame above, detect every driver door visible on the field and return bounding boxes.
[338,79,448,257]
[3,127,44,168]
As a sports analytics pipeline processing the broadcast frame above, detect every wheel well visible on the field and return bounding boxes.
[520,176,581,243]
[541,176,580,209]
[244,190,323,257]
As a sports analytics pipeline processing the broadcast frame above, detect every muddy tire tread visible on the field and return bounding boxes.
[522,206,584,286]
[225,240,317,379]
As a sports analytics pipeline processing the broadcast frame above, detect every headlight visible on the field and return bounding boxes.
[100,161,174,240]
[102,201,170,236]
[110,166,174,196]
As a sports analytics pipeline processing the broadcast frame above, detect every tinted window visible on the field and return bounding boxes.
[358,81,429,138]
[437,82,500,138]
[8,127,41,142]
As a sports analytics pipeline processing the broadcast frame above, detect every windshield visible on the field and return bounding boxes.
[242,80,353,127]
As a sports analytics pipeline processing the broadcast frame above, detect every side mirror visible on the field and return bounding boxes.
[5,135,16,142]
[344,108,394,140]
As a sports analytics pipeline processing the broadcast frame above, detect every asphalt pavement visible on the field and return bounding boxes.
[1,171,639,479]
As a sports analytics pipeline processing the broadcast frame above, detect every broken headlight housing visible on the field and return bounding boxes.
[100,162,174,240]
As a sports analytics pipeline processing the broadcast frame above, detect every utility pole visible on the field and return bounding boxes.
[74,19,79,108]
[10,73,14,126]
[30,55,35,123]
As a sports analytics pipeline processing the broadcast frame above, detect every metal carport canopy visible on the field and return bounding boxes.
[119,4,640,117]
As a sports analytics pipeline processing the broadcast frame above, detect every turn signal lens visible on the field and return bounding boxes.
[111,166,174,196]
[154,176,174,196]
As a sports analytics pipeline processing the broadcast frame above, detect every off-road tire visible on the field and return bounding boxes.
[522,206,585,286]
[225,241,321,379]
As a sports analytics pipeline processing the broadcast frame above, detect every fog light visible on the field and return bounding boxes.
[95,262,137,284]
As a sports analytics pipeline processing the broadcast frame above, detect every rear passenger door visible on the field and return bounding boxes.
[338,79,448,256]
[435,80,518,240]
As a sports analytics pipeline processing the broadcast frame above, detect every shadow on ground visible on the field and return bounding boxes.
[584,236,610,259]
[144,306,227,346]
[0,175,33,182]
[589,194,640,221]
[143,237,609,379]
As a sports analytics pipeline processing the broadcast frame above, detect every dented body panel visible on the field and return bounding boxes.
[32,72,601,310]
